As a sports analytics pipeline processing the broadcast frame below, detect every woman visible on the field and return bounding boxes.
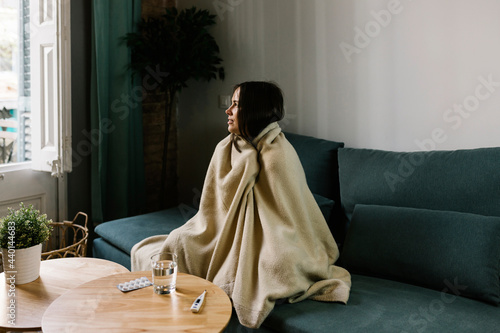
[132,81,351,329]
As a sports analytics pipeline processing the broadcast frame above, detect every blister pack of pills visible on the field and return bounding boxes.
[117,276,153,292]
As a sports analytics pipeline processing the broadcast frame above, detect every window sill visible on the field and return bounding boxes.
[0,161,32,172]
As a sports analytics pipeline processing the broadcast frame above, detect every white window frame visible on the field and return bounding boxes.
[0,0,71,176]
[29,0,72,177]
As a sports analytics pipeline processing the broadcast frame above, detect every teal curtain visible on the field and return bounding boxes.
[90,0,144,224]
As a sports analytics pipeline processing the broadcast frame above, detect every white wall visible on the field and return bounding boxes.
[176,0,500,203]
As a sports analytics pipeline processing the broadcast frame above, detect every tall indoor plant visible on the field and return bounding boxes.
[124,6,224,209]
[0,203,53,284]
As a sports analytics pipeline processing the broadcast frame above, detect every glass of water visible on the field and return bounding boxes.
[151,252,178,295]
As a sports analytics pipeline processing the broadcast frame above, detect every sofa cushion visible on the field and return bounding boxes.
[94,208,187,254]
[312,193,334,221]
[284,132,343,202]
[338,147,500,222]
[262,274,500,333]
[339,204,500,304]
[93,238,132,270]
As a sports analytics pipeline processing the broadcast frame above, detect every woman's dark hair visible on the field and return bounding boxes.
[233,81,285,140]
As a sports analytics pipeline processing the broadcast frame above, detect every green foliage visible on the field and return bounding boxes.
[124,6,225,93]
[0,203,53,249]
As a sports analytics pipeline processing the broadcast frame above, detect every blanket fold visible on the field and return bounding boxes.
[131,122,351,328]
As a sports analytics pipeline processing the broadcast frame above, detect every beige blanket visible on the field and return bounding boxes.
[131,122,351,328]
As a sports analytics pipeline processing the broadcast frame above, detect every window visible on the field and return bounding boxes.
[0,0,71,176]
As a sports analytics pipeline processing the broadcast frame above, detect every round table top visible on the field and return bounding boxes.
[0,257,129,331]
[41,271,233,333]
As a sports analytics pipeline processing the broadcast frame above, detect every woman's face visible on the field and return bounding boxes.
[225,87,241,135]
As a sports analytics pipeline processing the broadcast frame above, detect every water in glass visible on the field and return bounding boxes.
[152,255,177,294]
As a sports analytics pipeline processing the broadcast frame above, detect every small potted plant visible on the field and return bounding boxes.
[0,203,53,284]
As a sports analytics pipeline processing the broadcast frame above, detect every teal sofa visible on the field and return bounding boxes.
[93,133,500,332]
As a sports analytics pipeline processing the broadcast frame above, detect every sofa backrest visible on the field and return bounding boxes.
[284,132,344,202]
[284,132,345,240]
[338,147,500,222]
[337,147,500,302]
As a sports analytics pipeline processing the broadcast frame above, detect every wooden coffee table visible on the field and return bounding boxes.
[0,257,129,332]
[41,271,233,332]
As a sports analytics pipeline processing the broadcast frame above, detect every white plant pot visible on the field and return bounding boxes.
[1,243,42,284]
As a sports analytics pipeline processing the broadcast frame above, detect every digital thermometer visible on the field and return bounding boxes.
[191,290,207,313]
